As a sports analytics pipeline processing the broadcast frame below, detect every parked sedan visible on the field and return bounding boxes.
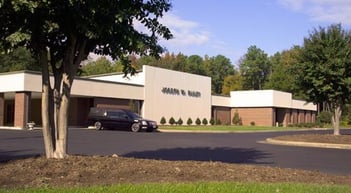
[87,108,158,132]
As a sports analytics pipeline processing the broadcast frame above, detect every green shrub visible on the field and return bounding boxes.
[216,119,222,125]
[287,122,324,128]
[210,118,215,125]
[232,111,241,125]
[317,111,332,124]
[250,121,255,126]
[160,117,166,125]
[187,118,193,125]
[177,118,183,125]
[169,117,175,125]
[202,118,208,125]
[195,118,201,125]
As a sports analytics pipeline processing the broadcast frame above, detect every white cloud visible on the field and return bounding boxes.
[133,13,210,47]
[278,0,351,25]
[159,13,210,46]
[278,0,305,11]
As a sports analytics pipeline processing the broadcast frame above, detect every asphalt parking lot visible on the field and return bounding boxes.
[0,128,350,175]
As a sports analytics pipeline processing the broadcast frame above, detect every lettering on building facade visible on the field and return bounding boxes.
[161,87,201,98]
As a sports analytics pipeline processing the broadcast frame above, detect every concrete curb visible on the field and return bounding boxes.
[265,138,351,150]
[157,129,233,133]
[0,126,23,130]
[157,128,332,134]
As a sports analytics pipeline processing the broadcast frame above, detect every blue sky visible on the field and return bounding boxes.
[157,0,351,65]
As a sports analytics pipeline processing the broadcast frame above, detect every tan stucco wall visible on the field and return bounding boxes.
[142,66,212,124]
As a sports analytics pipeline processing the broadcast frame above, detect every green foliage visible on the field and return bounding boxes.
[160,117,166,125]
[168,117,175,125]
[202,118,208,125]
[232,111,241,125]
[185,55,206,75]
[195,118,201,125]
[216,119,222,125]
[177,118,183,126]
[287,122,324,128]
[317,111,332,124]
[80,57,114,76]
[187,118,193,126]
[296,24,351,106]
[341,104,351,126]
[206,55,236,94]
[250,121,255,126]
[221,74,242,95]
[210,118,215,125]
[0,47,39,72]
[239,45,271,90]
[264,46,302,98]
[6,182,351,193]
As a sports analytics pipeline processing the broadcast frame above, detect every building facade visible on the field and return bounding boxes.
[0,65,316,129]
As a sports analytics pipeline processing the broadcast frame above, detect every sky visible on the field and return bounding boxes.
[157,0,351,65]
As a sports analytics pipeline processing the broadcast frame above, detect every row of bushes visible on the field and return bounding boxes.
[160,117,222,126]
[160,111,334,127]
[287,122,325,128]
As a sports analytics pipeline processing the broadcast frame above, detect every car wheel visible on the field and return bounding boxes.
[94,121,102,130]
[131,123,140,132]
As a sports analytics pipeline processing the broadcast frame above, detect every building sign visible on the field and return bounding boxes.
[161,87,201,98]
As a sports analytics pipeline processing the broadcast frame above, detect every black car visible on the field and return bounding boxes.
[87,108,158,132]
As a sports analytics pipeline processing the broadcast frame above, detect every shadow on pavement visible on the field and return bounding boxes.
[123,147,272,164]
[0,150,41,162]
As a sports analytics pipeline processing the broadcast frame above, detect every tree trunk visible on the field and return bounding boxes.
[41,49,55,158]
[41,34,87,159]
[331,104,342,136]
[53,73,71,158]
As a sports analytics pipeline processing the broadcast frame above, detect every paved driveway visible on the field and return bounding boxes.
[0,128,350,175]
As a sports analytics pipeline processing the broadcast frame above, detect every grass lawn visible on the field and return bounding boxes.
[2,182,351,193]
[158,125,321,132]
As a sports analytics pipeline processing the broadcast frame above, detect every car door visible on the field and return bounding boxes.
[115,110,132,129]
[105,111,120,129]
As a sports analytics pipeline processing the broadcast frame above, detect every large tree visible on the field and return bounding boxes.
[206,55,235,94]
[0,0,172,158]
[239,45,271,90]
[0,46,39,72]
[296,24,351,135]
[221,74,242,95]
[265,46,303,98]
[80,56,114,76]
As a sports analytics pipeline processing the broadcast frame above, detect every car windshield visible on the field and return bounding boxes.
[126,111,142,119]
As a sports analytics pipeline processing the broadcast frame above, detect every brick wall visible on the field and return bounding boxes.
[298,110,305,123]
[68,98,91,126]
[305,111,311,123]
[232,107,274,126]
[291,109,298,124]
[212,106,231,125]
[94,98,130,110]
[14,92,31,129]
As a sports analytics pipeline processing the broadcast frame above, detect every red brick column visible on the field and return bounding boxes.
[14,92,31,129]
[283,109,291,127]
[0,93,4,126]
